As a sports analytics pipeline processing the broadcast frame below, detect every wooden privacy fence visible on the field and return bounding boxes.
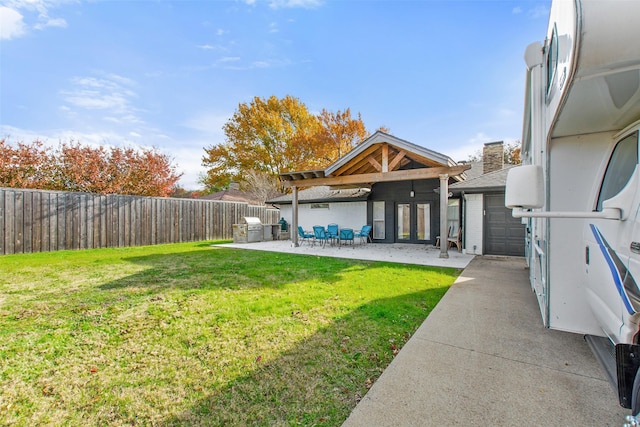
[0,187,280,255]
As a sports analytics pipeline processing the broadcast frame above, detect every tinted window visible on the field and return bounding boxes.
[597,132,638,210]
[546,24,559,99]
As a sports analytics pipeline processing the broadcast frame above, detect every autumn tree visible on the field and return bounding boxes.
[170,186,201,199]
[201,95,370,192]
[0,138,54,189]
[313,108,369,164]
[0,138,182,197]
[504,141,522,164]
[202,95,322,192]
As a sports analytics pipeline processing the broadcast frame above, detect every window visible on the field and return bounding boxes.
[397,203,410,240]
[310,203,329,209]
[373,201,385,239]
[597,131,638,211]
[417,203,430,240]
[546,24,559,99]
[447,199,460,236]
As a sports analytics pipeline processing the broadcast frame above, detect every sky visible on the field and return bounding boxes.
[0,0,551,190]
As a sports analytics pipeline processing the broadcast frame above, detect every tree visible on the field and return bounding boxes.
[313,108,369,164]
[504,141,521,165]
[201,95,323,192]
[243,169,282,205]
[169,186,201,199]
[0,138,182,197]
[0,138,54,189]
[201,95,371,192]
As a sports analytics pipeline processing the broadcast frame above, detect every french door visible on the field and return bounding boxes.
[396,202,430,243]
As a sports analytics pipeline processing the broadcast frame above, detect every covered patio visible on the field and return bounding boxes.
[272,131,471,258]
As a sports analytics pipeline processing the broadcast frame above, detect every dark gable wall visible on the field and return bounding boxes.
[368,178,442,243]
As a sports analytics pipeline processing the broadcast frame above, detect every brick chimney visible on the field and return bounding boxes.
[483,141,504,174]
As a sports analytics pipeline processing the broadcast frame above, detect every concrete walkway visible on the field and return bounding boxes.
[342,256,628,426]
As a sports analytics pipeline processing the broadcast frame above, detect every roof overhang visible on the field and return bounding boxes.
[280,131,469,188]
[281,164,470,188]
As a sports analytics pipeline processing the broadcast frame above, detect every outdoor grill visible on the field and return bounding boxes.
[232,216,264,243]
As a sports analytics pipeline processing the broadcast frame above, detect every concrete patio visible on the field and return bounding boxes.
[221,239,475,269]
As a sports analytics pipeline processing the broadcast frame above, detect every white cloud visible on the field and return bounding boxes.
[444,133,493,162]
[1,0,70,38]
[0,6,26,39]
[168,145,209,189]
[268,0,323,9]
[444,133,521,163]
[183,111,229,138]
[60,73,142,124]
[197,43,228,52]
[240,0,323,9]
[34,15,67,30]
[528,4,549,19]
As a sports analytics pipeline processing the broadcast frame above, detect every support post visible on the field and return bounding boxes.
[292,186,299,247]
[439,174,449,259]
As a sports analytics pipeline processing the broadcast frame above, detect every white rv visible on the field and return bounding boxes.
[505,0,640,421]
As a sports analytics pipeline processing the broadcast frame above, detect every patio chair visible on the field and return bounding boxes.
[338,228,354,248]
[435,226,451,248]
[297,226,313,245]
[354,225,372,244]
[327,223,339,244]
[447,227,462,252]
[312,225,331,248]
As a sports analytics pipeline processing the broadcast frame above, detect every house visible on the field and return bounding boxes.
[199,182,265,206]
[269,136,525,257]
[449,141,525,256]
[268,131,469,251]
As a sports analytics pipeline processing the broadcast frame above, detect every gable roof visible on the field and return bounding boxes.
[325,131,457,177]
[448,165,515,193]
[279,131,467,187]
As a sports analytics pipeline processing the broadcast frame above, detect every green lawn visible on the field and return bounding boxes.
[0,241,460,426]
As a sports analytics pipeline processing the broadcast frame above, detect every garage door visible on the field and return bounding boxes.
[484,193,525,256]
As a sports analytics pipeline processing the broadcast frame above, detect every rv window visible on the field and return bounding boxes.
[546,24,558,100]
[597,132,639,211]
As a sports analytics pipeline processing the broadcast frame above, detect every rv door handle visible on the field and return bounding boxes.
[585,246,590,265]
